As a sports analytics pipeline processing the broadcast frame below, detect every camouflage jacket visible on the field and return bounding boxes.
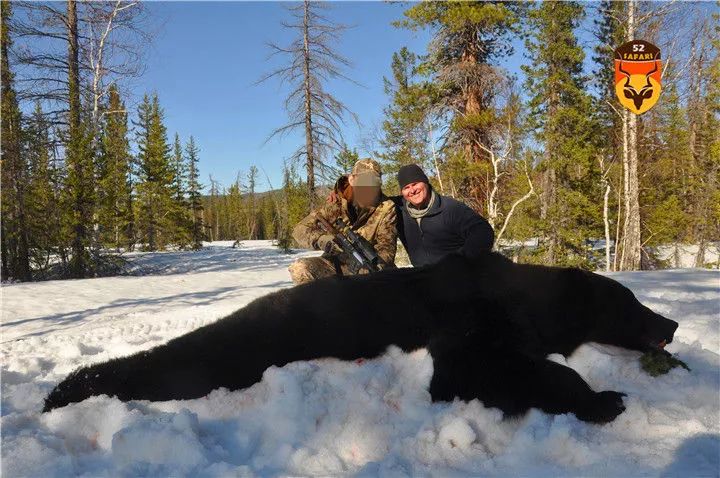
[292,195,398,269]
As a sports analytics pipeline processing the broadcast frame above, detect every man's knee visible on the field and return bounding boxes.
[288,257,335,284]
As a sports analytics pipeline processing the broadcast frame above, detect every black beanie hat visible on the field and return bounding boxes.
[397,164,429,190]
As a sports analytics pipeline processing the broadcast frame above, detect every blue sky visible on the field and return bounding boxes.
[135,1,434,192]
[17,2,715,193]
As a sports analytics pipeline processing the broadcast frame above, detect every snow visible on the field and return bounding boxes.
[2,240,719,477]
[655,244,720,269]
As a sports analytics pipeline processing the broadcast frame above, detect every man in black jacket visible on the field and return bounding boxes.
[330,164,494,267]
[394,164,494,267]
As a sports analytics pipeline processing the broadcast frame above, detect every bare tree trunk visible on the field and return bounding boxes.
[495,161,535,247]
[695,239,706,268]
[619,0,642,271]
[259,1,356,212]
[429,126,444,194]
[602,178,612,272]
[619,108,628,267]
[67,0,91,276]
[541,168,557,265]
[68,0,80,146]
[596,154,613,272]
[613,187,622,271]
[302,0,315,210]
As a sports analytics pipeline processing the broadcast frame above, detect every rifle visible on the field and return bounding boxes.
[316,216,381,274]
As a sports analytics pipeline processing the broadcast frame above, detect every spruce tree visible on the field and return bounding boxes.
[335,145,359,174]
[378,47,436,194]
[642,82,691,256]
[26,102,58,272]
[134,94,174,251]
[170,133,190,248]
[590,0,626,270]
[523,1,600,267]
[245,166,259,240]
[97,85,133,251]
[185,136,204,250]
[688,10,720,266]
[227,176,244,245]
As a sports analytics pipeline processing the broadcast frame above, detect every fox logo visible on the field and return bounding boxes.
[614,40,662,115]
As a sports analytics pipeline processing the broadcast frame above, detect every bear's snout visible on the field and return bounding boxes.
[642,312,679,351]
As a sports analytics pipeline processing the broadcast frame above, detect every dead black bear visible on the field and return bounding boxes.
[43,252,679,423]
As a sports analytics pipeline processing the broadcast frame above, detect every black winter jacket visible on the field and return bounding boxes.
[392,193,495,267]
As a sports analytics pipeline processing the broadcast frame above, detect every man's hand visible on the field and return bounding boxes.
[316,234,336,252]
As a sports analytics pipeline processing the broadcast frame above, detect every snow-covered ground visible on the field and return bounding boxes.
[2,240,718,477]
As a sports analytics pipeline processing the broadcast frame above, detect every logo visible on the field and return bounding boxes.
[614,40,662,115]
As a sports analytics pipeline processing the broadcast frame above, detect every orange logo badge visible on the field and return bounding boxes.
[614,40,662,115]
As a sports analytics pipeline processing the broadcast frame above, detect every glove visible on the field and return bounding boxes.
[316,234,336,253]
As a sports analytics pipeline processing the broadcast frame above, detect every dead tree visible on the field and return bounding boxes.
[257,0,358,210]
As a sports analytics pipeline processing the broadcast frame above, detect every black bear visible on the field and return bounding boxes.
[43,252,679,423]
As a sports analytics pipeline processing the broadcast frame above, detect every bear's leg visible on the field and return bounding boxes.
[504,357,626,423]
[428,336,626,423]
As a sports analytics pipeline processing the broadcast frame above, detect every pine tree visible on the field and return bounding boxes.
[1,1,31,281]
[65,0,96,278]
[396,1,525,210]
[523,1,600,267]
[378,47,436,194]
[185,136,204,250]
[97,85,133,251]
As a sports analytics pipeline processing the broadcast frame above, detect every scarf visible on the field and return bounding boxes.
[406,189,436,226]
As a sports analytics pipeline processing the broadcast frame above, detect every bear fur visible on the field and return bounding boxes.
[43,252,679,423]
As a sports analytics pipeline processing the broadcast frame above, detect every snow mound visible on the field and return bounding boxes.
[2,241,718,476]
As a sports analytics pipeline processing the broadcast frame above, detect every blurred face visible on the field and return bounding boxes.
[402,181,429,207]
[353,186,380,208]
[348,174,381,208]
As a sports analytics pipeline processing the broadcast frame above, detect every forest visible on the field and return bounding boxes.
[1,1,718,282]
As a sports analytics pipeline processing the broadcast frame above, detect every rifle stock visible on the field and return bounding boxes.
[316,216,380,274]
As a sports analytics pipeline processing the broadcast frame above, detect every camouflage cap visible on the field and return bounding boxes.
[352,158,382,187]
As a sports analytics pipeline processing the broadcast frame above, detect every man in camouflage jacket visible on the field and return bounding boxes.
[289,159,397,284]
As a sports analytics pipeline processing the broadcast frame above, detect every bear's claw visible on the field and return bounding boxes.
[577,390,627,423]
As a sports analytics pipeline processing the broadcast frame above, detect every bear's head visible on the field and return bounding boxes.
[582,271,679,353]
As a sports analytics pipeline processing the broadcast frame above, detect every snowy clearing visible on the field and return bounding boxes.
[1,240,719,477]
